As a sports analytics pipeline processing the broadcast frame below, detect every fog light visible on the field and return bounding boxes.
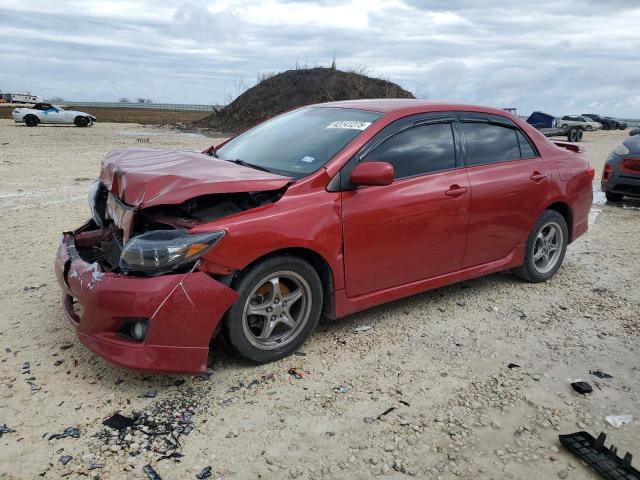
[130,320,149,342]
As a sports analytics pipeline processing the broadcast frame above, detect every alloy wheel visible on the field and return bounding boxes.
[242,271,312,350]
[533,221,563,274]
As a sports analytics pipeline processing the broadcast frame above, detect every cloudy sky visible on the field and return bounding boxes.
[1,0,639,116]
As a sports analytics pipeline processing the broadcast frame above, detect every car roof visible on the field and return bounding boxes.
[311,98,514,117]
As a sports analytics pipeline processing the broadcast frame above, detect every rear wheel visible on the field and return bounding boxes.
[24,115,39,127]
[561,123,568,129]
[568,128,578,142]
[577,129,584,141]
[74,116,89,127]
[514,210,568,283]
[224,255,323,363]
[605,191,623,202]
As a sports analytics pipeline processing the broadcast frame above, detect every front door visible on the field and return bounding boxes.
[341,121,470,297]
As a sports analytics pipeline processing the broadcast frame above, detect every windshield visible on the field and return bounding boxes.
[216,107,382,178]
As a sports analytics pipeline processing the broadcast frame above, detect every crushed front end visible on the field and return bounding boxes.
[54,184,242,373]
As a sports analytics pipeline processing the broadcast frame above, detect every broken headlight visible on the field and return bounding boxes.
[88,179,103,227]
[119,230,224,274]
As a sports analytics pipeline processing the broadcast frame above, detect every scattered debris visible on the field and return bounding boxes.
[143,464,162,480]
[103,413,136,431]
[353,325,372,333]
[27,381,41,392]
[559,431,640,479]
[21,361,30,371]
[507,363,521,369]
[288,368,305,379]
[590,370,614,379]
[294,351,307,356]
[140,390,158,398]
[60,343,73,350]
[571,381,593,395]
[59,455,72,465]
[88,463,103,470]
[605,415,633,428]
[0,424,15,437]
[53,360,64,366]
[196,466,212,479]
[49,427,80,440]
[334,386,350,394]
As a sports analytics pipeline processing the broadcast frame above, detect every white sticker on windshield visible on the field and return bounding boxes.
[326,121,372,130]
[301,156,315,163]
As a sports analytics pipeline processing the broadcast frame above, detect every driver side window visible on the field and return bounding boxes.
[363,123,456,179]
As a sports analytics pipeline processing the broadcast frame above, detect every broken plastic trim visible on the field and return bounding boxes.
[559,431,640,479]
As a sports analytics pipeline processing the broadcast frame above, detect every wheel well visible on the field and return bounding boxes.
[546,202,573,242]
[235,248,336,319]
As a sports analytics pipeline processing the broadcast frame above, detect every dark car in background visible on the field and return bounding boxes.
[602,135,640,201]
[582,114,626,130]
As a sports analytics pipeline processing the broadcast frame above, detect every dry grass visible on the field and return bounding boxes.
[0,106,210,124]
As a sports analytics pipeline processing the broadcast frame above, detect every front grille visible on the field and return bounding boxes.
[621,157,640,175]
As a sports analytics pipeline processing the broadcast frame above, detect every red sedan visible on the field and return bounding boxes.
[54,100,594,373]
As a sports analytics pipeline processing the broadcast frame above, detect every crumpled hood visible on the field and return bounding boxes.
[99,148,292,207]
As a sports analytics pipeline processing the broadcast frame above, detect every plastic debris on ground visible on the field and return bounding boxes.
[353,325,372,332]
[0,424,15,437]
[334,386,350,394]
[196,466,212,479]
[103,413,136,431]
[143,464,162,480]
[606,415,633,428]
[590,370,614,379]
[559,431,640,479]
[571,381,593,394]
[59,455,72,465]
[49,427,80,440]
[288,368,304,379]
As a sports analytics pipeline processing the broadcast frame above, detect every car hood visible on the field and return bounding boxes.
[99,148,292,207]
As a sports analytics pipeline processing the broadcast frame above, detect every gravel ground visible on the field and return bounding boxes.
[0,120,638,479]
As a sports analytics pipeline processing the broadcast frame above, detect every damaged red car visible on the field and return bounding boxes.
[54,100,594,373]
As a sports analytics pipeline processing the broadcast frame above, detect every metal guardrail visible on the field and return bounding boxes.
[58,102,221,112]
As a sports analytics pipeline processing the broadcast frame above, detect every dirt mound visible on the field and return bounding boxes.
[198,67,415,131]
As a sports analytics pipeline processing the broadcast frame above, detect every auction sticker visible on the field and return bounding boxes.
[326,121,372,130]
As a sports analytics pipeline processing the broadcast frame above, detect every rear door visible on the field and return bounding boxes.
[459,114,551,268]
[341,115,471,297]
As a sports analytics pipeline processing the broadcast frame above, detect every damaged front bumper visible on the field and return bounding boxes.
[54,223,239,373]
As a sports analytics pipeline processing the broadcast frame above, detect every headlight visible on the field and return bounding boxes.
[119,229,224,274]
[613,144,630,156]
[88,179,103,226]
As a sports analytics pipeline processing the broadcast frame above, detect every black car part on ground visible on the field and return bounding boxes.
[559,431,640,479]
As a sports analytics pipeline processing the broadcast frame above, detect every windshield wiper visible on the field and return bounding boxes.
[229,158,271,173]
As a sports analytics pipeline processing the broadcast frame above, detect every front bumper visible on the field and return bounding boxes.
[602,167,640,198]
[54,226,239,373]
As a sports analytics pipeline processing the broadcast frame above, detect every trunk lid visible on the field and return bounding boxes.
[100,148,292,207]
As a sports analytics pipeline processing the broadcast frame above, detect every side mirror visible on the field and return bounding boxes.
[349,161,394,187]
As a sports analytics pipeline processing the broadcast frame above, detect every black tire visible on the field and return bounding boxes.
[568,129,578,142]
[224,255,323,363]
[74,116,89,127]
[513,209,568,283]
[24,115,39,127]
[605,191,623,202]
[577,129,584,141]
[561,124,568,129]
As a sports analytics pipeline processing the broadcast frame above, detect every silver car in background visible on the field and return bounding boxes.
[12,103,96,127]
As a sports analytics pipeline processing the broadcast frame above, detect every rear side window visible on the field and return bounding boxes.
[364,123,456,179]
[461,123,521,166]
[517,131,537,158]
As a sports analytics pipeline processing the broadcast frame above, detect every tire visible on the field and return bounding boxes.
[568,129,578,142]
[224,255,323,363]
[74,116,89,127]
[24,115,39,127]
[561,124,568,129]
[577,129,584,141]
[605,191,623,202]
[513,209,568,283]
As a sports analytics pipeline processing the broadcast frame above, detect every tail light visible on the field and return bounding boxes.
[587,166,595,181]
[602,164,613,182]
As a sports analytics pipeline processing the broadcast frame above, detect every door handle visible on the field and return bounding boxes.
[530,172,547,182]
[445,185,468,197]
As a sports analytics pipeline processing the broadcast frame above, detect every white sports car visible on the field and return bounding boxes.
[12,103,96,127]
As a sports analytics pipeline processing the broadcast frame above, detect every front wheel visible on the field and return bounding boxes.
[224,255,323,363]
[605,191,623,202]
[24,115,39,127]
[513,210,568,283]
[74,116,90,127]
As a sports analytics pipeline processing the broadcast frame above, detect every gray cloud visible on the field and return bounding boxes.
[0,0,638,116]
